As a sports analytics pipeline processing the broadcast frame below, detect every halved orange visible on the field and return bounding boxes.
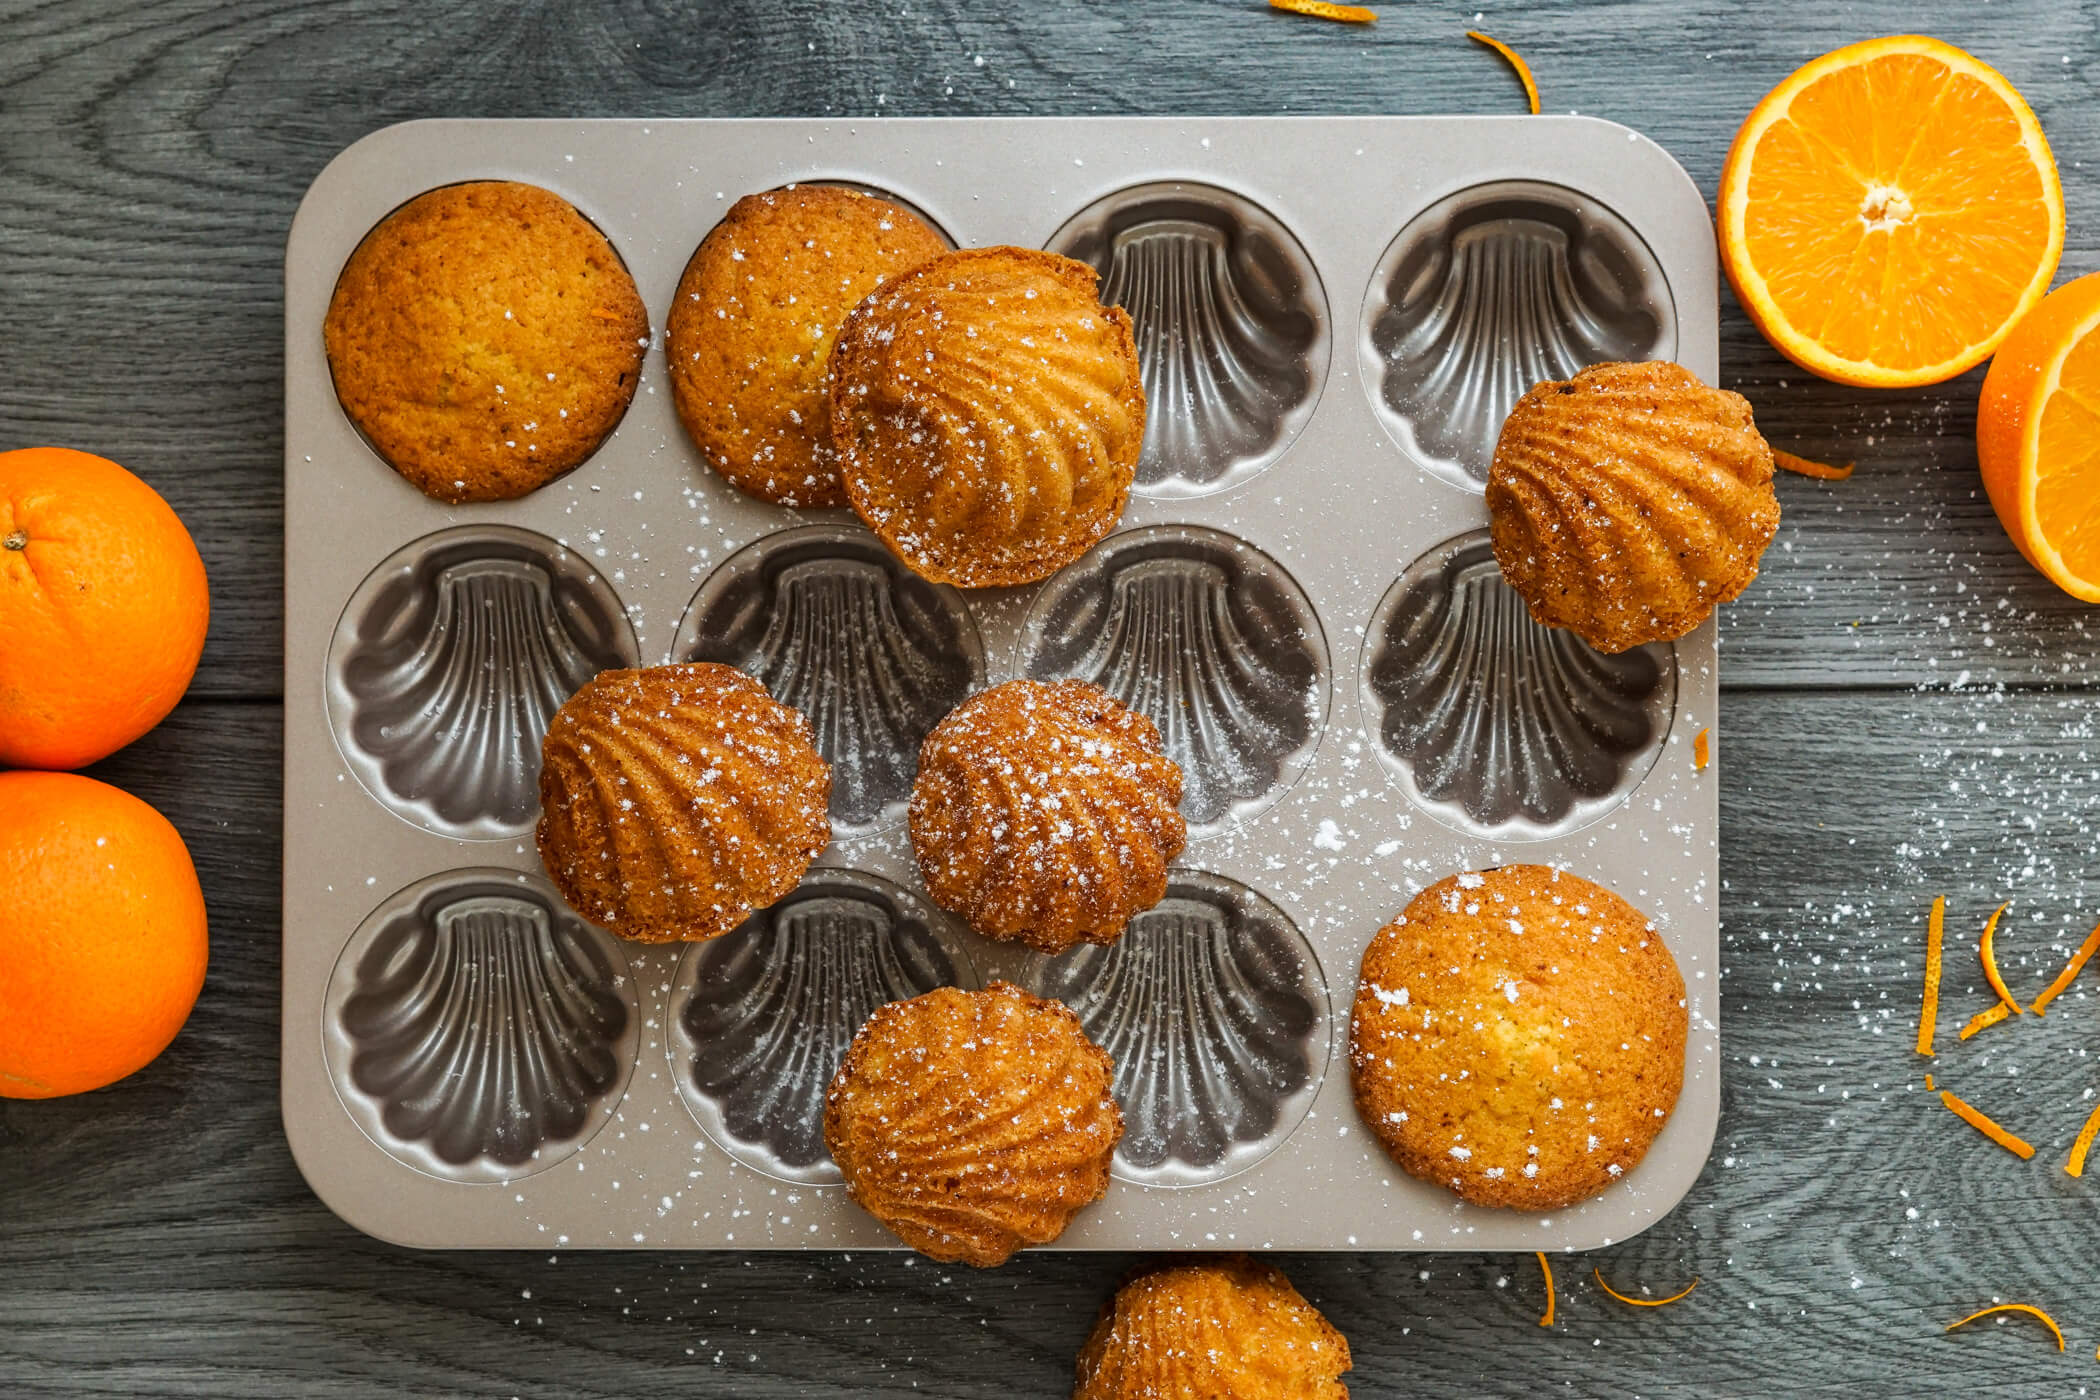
[1978,270,2100,602]
[1718,36,2063,388]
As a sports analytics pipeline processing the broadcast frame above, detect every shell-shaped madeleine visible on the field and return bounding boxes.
[1075,1256,1352,1400]
[536,663,831,943]
[824,981,1122,1266]
[829,247,1147,587]
[1486,360,1780,653]
[909,679,1187,953]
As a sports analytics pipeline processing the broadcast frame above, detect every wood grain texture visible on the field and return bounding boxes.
[4,0,2100,1395]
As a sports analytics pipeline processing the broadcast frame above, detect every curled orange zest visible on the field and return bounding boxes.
[1978,903,2021,1014]
[1773,449,1855,480]
[2066,1100,2100,1178]
[1593,1269,1698,1308]
[1945,1303,2065,1351]
[1960,1000,2013,1041]
[1917,895,1944,1055]
[1536,1251,1555,1327]
[1693,728,1711,772]
[1271,0,1376,22]
[1939,1089,2035,1159]
[1467,31,1539,113]
[2031,916,2100,1015]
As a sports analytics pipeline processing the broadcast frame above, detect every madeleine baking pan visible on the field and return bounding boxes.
[283,116,1721,1252]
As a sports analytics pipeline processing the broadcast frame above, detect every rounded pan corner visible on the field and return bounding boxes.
[279,1096,442,1252]
[286,119,458,267]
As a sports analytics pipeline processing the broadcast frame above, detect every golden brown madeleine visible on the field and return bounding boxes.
[829,247,1146,587]
[1075,1255,1352,1400]
[1349,865,1686,1211]
[536,663,830,943]
[1486,360,1780,653]
[824,981,1122,1266]
[909,679,1185,953]
[667,185,947,507]
[323,181,648,503]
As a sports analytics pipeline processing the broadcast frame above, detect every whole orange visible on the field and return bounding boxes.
[0,770,209,1099]
[0,446,210,769]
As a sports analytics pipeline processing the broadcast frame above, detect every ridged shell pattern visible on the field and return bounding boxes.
[1365,534,1669,833]
[1101,220,1315,493]
[910,679,1186,954]
[824,982,1122,1267]
[674,872,974,1182]
[830,247,1147,588]
[1032,873,1324,1183]
[1075,1256,1353,1400]
[1367,184,1671,487]
[331,526,636,838]
[536,663,832,944]
[1020,527,1325,834]
[1487,360,1780,653]
[675,526,982,834]
[336,884,632,1177]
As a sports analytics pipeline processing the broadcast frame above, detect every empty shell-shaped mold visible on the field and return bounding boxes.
[669,867,979,1184]
[1046,182,1328,497]
[1361,530,1676,838]
[323,869,639,1182]
[674,525,984,835]
[1363,180,1676,490]
[326,524,638,839]
[1017,524,1327,836]
[1026,870,1327,1187]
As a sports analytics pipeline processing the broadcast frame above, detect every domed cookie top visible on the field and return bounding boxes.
[909,679,1186,954]
[1487,360,1780,653]
[1349,865,1687,1211]
[829,247,1146,587]
[667,185,947,507]
[1075,1255,1353,1400]
[536,662,830,944]
[824,981,1122,1267]
[324,181,648,503]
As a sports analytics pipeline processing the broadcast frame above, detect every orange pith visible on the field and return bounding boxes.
[1978,270,2100,603]
[1718,36,2063,388]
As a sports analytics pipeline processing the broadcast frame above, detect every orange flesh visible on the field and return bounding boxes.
[2032,917,2100,1015]
[1945,1303,2065,1351]
[1939,1089,2036,1159]
[2032,328,2100,584]
[1917,895,1944,1055]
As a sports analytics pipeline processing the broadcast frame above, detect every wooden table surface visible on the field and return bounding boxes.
[4,1,2098,1394]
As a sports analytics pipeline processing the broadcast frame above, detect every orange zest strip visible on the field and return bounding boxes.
[1945,1303,2065,1351]
[1270,0,1377,22]
[1773,449,1856,480]
[2031,916,2100,1015]
[1960,1000,2014,1041]
[1925,1073,1937,1091]
[1978,903,2021,1014]
[1466,31,1539,114]
[1917,895,1944,1055]
[1693,728,1711,772]
[1592,1269,1698,1308]
[1938,1089,2036,1160]
[2065,1100,2100,1178]
[1536,1252,1555,1327]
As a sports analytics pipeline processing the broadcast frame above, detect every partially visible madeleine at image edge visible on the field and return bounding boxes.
[1487,360,1780,653]
[1074,1255,1352,1399]
[829,246,1146,588]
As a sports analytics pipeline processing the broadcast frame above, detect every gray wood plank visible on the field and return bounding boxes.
[7,688,2100,1397]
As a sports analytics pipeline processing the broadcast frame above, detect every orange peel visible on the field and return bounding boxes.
[1938,1089,2035,1159]
[1917,895,1944,1055]
[1959,1001,2013,1041]
[1592,1269,1698,1308]
[1773,449,1855,480]
[2066,1100,2100,1178]
[1693,728,1711,772]
[1944,1303,2065,1351]
[1467,31,1539,114]
[1536,1251,1555,1327]
[2031,916,2100,1015]
[1978,902,2021,1013]
[1270,0,1376,21]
